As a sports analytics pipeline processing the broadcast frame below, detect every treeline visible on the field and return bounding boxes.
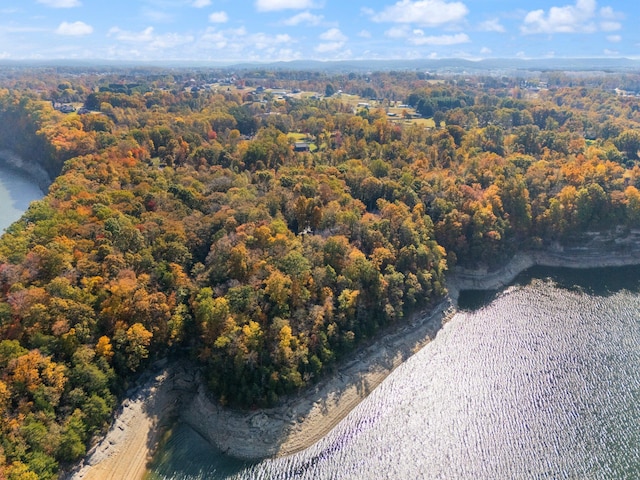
[0,92,61,179]
[0,72,640,478]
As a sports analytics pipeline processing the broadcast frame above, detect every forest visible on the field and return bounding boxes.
[1,66,640,478]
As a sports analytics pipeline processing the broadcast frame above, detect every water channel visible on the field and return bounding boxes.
[0,162,44,233]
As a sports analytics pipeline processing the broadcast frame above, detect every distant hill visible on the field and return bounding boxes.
[1,57,640,74]
[229,57,640,74]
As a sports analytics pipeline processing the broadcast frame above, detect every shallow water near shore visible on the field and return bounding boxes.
[149,265,640,479]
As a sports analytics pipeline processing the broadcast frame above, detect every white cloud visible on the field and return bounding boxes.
[192,0,211,7]
[358,30,371,38]
[141,7,174,23]
[604,48,618,55]
[226,27,248,36]
[107,26,194,51]
[271,48,302,60]
[607,34,621,42]
[281,11,323,26]
[478,18,505,33]
[480,46,492,54]
[149,32,195,49]
[319,48,352,60]
[315,42,343,53]
[385,26,410,38]
[199,28,230,49]
[209,11,229,23]
[252,32,293,49]
[600,21,621,32]
[600,6,614,17]
[0,52,10,59]
[369,0,468,27]
[520,0,600,34]
[36,0,81,7]
[255,0,315,12]
[55,21,93,36]
[320,28,347,42]
[384,26,469,46]
[521,2,624,35]
[198,26,296,60]
[600,6,624,20]
[315,28,347,53]
[408,32,470,45]
[108,26,155,43]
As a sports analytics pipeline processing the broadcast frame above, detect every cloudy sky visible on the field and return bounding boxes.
[0,0,637,63]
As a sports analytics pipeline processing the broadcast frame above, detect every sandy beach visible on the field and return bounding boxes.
[69,231,640,477]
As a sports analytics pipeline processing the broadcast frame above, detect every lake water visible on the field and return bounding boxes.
[149,265,640,479]
[0,163,44,233]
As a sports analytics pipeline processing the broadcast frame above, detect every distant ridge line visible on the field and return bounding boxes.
[1,57,640,73]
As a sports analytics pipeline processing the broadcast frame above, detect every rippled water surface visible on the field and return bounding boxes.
[150,266,640,479]
[0,164,43,233]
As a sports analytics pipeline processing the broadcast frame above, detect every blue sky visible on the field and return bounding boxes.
[0,0,637,63]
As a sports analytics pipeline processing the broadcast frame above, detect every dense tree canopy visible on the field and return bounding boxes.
[0,67,640,478]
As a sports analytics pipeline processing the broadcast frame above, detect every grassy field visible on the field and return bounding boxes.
[389,117,437,128]
[288,132,308,141]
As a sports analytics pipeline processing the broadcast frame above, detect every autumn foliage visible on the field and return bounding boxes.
[0,69,640,477]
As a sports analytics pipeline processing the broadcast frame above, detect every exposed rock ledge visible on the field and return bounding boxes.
[181,230,640,462]
[69,230,640,477]
[68,298,455,478]
[0,149,52,192]
[181,298,454,460]
[448,230,640,302]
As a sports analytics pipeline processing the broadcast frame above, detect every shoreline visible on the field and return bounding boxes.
[70,234,640,477]
[448,234,640,301]
[69,298,457,478]
[0,149,52,193]
[181,297,455,460]
[66,363,198,480]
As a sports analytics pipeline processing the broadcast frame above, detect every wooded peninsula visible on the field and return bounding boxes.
[1,65,640,479]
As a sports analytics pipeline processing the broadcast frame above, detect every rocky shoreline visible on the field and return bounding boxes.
[68,298,456,478]
[183,234,640,462]
[182,298,455,460]
[449,230,640,300]
[71,231,640,477]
